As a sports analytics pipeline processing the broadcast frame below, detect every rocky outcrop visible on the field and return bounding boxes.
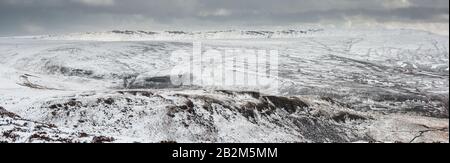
[0,106,114,143]
[2,90,447,143]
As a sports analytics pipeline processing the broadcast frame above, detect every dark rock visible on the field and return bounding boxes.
[104,98,115,105]
[0,107,20,118]
[96,98,115,105]
[66,101,76,106]
[49,104,58,109]
[332,112,367,123]
[78,133,89,138]
[141,92,153,97]
[439,95,449,118]
[91,136,115,143]
[166,31,188,34]
[262,96,309,114]
[185,100,194,109]
[160,140,177,143]
[2,130,19,141]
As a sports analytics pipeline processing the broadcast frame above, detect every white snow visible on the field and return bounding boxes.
[0,28,448,143]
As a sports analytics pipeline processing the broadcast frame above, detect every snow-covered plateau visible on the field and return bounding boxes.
[0,28,448,143]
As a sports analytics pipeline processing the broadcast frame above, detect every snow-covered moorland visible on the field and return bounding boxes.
[0,28,448,143]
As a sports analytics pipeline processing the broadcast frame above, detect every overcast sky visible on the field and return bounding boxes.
[0,0,448,36]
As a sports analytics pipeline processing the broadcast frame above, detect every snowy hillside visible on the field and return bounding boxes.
[0,28,448,143]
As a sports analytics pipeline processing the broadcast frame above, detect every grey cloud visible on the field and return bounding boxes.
[0,0,448,36]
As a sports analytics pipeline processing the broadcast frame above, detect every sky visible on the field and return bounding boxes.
[0,0,449,36]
